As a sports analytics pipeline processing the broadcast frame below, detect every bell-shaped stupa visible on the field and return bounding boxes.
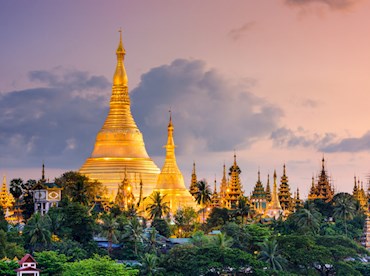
[80,31,160,199]
[153,112,197,212]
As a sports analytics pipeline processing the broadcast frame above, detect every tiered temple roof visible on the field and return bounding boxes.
[250,170,267,213]
[278,164,293,212]
[265,170,283,219]
[308,157,334,202]
[189,162,198,198]
[219,164,228,207]
[265,174,271,203]
[225,154,243,209]
[0,176,14,210]
[210,179,222,208]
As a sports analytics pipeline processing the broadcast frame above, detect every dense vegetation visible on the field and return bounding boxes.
[1,171,370,275]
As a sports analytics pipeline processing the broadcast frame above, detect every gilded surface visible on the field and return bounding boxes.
[80,33,160,199]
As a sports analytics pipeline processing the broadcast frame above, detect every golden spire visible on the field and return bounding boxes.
[80,32,160,199]
[213,177,217,194]
[283,163,286,176]
[113,28,128,87]
[270,170,282,209]
[155,113,186,190]
[258,168,261,182]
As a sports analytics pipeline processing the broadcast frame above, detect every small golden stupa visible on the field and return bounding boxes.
[80,31,160,199]
[153,113,197,212]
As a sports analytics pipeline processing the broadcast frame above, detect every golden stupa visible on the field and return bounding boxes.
[80,31,160,199]
[153,113,197,212]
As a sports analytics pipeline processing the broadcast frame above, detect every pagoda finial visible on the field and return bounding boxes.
[192,161,196,174]
[168,108,173,128]
[42,161,45,181]
[283,163,286,176]
[297,187,300,200]
[258,168,260,182]
[322,155,325,171]
[113,28,128,87]
[214,177,217,193]
[233,151,237,166]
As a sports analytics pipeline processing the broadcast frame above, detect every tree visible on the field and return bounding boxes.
[9,178,23,223]
[140,253,162,276]
[151,218,170,238]
[235,196,252,224]
[211,232,233,249]
[174,207,197,237]
[0,208,8,232]
[122,217,144,256]
[34,251,69,276]
[258,239,286,271]
[146,191,170,219]
[101,214,119,255]
[62,255,139,276]
[0,260,18,276]
[23,212,51,252]
[55,171,102,205]
[291,205,322,234]
[21,179,36,220]
[194,180,211,223]
[333,193,357,236]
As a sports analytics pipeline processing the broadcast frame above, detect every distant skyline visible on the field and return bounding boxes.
[1,0,370,196]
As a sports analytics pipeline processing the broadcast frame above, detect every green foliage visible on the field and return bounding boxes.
[62,255,138,276]
[50,239,88,261]
[244,223,272,253]
[151,218,170,238]
[333,193,357,236]
[289,205,322,234]
[173,207,197,237]
[194,180,211,222]
[0,260,18,276]
[258,239,286,271]
[0,208,8,232]
[57,201,95,244]
[206,207,231,229]
[55,171,102,205]
[34,251,69,276]
[222,222,250,250]
[145,192,170,220]
[140,253,162,276]
[122,217,144,257]
[100,214,119,255]
[23,212,51,252]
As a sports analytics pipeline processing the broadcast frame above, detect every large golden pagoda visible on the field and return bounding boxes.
[80,32,160,199]
[153,113,197,212]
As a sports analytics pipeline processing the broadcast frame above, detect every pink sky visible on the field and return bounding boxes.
[1,0,370,197]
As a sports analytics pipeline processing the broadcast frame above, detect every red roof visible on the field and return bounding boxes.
[15,267,41,272]
[18,254,37,265]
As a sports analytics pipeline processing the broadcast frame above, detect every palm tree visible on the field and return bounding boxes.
[10,178,23,224]
[333,193,356,236]
[195,180,212,223]
[140,253,160,276]
[101,214,119,255]
[23,212,51,252]
[146,192,170,220]
[236,196,252,224]
[212,232,233,249]
[291,205,322,234]
[258,239,286,271]
[123,217,144,256]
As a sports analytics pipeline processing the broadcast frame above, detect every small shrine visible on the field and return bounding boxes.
[15,254,41,276]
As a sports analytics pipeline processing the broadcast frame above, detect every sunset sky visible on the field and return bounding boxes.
[1,0,370,197]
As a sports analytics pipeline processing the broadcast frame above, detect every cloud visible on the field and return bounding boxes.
[302,99,319,108]
[271,127,336,149]
[321,131,370,152]
[0,68,110,168]
[285,0,361,11]
[228,21,256,41]
[131,59,283,156]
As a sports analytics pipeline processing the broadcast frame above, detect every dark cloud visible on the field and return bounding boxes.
[271,127,336,149]
[285,0,361,10]
[321,131,370,152]
[0,68,110,168]
[131,59,283,156]
[228,21,256,41]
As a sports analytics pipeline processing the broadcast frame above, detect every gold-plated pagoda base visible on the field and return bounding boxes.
[80,157,160,199]
[154,188,197,212]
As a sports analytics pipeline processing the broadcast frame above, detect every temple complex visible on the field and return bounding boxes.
[152,114,197,213]
[308,157,334,202]
[265,170,283,219]
[80,32,160,200]
[278,164,293,212]
[225,154,243,209]
[250,170,267,214]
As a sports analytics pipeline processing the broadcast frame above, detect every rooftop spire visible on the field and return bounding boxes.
[258,169,260,182]
[113,28,128,87]
[42,161,45,181]
[283,163,286,176]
